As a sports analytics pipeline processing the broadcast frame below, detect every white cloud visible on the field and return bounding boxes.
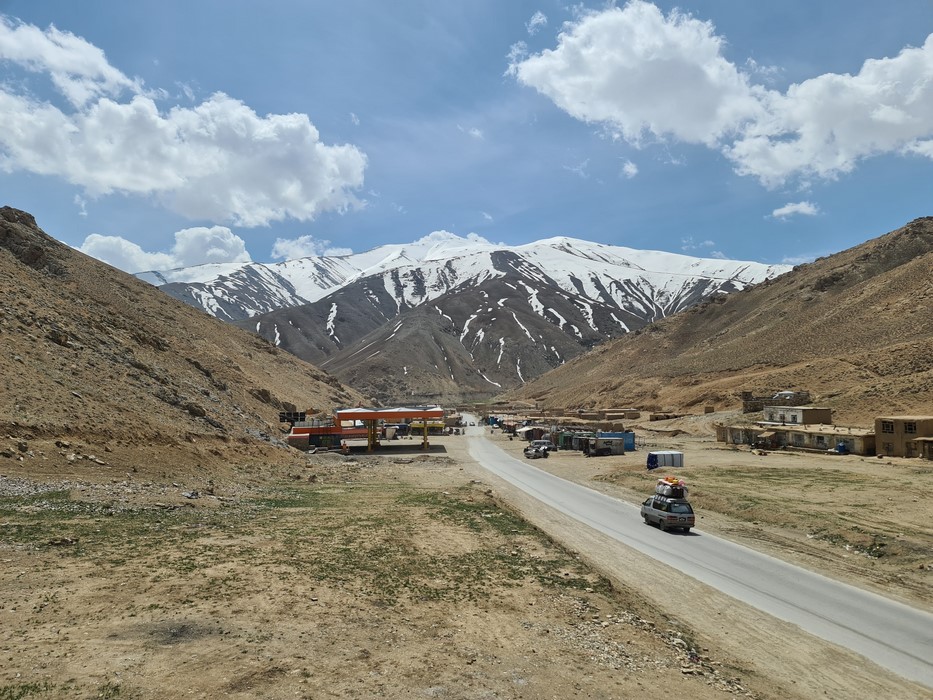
[727,34,933,186]
[509,2,933,187]
[781,252,823,265]
[0,16,140,108]
[506,41,529,67]
[349,112,360,125]
[73,194,87,216]
[270,235,353,260]
[526,11,547,36]
[458,124,484,139]
[177,82,196,102]
[771,201,820,220]
[621,159,638,178]
[744,58,783,86]
[509,2,764,147]
[80,225,251,272]
[0,18,368,227]
[563,159,589,178]
[681,236,716,252]
[482,211,493,221]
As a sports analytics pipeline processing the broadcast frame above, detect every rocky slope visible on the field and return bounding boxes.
[505,217,933,426]
[0,207,363,480]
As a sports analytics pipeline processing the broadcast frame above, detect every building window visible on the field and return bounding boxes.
[904,422,917,434]
[881,421,895,434]
[790,415,798,423]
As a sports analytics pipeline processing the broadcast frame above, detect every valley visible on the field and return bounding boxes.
[2,207,932,699]
[3,424,930,699]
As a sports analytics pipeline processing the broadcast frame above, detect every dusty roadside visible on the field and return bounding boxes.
[3,441,762,700]
[458,424,931,700]
[479,423,932,609]
[2,424,930,700]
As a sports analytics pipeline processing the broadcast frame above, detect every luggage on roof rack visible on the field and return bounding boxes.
[656,476,688,499]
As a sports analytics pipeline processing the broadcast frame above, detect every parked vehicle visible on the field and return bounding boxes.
[583,437,624,457]
[523,445,549,459]
[640,496,694,533]
[530,439,556,452]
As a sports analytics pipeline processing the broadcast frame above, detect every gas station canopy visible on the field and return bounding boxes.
[334,407,445,422]
[333,406,446,451]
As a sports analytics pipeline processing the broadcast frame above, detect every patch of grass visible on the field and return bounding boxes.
[95,682,123,699]
[0,681,53,700]
[399,489,537,537]
[2,479,614,612]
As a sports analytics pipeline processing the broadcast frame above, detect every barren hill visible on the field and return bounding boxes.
[505,217,933,426]
[0,207,363,480]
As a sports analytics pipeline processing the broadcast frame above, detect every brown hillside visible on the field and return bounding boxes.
[506,217,933,426]
[0,207,363,480]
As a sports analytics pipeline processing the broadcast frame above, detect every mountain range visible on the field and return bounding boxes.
[4,204,930,451]
[139,234,789,403]
[506,217,933,426]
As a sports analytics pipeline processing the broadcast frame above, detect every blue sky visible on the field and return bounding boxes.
[1,1,931,272]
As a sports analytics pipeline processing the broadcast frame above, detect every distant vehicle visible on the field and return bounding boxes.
[530,439,556,452]
[641,496,694,533]
[524,445,549,459]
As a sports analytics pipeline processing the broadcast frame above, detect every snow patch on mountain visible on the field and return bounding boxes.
[143,232,790,328]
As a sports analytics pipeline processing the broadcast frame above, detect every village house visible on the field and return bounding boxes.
[874,416,933,458]
[716,405,876,455]
[761,405,833,425]
[741,390,811,413]
[766,424,875,454]
[715,423,875,455]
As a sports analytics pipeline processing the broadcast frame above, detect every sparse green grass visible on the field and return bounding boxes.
[0,682,54,700]
[1,481,610,614]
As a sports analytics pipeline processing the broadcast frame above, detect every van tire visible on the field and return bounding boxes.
[658,520,667,532]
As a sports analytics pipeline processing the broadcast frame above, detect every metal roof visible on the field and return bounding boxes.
[334,406,444,421]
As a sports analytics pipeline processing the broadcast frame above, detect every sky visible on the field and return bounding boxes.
[1,0,931,273]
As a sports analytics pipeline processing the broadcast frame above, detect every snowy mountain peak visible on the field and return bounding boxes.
[140,231,792,402]
[141,234,791,327]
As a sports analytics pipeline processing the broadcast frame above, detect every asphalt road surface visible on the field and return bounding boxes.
[465,426,933,689]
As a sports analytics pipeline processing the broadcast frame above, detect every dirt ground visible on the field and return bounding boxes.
[487,415,932,609]
[1,421,931,699]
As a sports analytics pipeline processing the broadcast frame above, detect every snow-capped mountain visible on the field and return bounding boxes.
[137,233,789,403]
[141,232,789,323]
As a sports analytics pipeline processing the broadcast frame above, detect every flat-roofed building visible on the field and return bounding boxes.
[762,405,833,425]
[874,416,933,458]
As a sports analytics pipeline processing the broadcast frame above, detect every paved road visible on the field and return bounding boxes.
[466,428,933,689]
